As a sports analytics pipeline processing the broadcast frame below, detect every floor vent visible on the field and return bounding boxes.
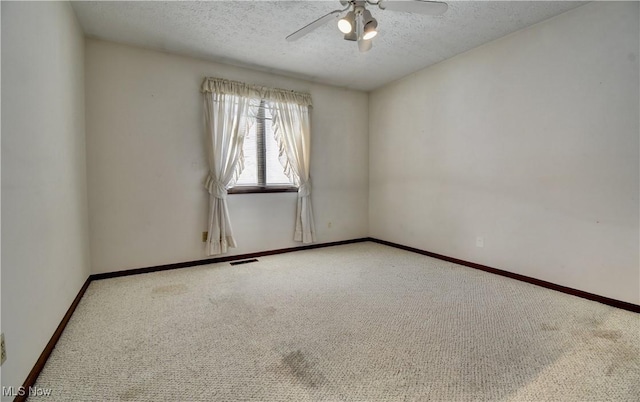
[230,259,259,266]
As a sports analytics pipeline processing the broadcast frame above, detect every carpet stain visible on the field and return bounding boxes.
[540,323,559,331]
[119,386,143,400]
[592,329,622,341]
[279,350,326,389]
[579,315,605,327]
[151,284,188,295]
[605,343,638,376]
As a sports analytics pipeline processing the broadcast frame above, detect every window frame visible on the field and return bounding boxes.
[229,100,297,195]
[228,185,298,195]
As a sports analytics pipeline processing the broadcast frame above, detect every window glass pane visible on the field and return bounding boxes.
[265,109,294,185]
[232,103,294,188]
[235,122,258,186]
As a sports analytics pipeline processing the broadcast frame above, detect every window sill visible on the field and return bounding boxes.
[228,186,298,195]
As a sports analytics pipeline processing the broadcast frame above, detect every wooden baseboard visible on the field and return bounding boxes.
[368,237,640,314]
[91,237,370,280]
[15,277,92,402]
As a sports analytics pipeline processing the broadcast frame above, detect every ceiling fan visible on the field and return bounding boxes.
[286,0,448,52]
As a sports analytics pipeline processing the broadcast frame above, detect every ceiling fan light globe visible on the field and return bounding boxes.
[338,11,355,34]
[363,30,377,40]
[362,9,374,24]
[358,39,372,53]
[362,18,378,40]
[338,19,352,34]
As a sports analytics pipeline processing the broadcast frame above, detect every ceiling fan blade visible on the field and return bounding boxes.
[286,10,342,42]
[379,0,448,16]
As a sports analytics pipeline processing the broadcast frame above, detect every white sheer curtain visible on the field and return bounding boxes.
[202,80,258,255]
[201,77,314,251]
[270,98,316,243]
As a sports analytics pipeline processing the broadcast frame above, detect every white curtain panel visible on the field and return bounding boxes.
[202,83,257,255]
[201,77,314,251]
[270,100,316,243]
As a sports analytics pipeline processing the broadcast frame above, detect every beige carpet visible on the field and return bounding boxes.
[31,242,639,401]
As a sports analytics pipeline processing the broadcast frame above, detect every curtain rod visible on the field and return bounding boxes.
[202,77,308,96]
[201,77,313,107]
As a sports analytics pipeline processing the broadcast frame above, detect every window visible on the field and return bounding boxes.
[230,100,297,194]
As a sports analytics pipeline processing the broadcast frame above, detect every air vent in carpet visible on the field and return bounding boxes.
[230,259,259,266]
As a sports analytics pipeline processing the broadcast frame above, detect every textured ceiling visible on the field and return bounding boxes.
[71,1,587,91]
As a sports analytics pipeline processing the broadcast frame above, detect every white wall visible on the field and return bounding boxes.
[85,39,369,274]
[369,2,639,304]
[1,1,90,393]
